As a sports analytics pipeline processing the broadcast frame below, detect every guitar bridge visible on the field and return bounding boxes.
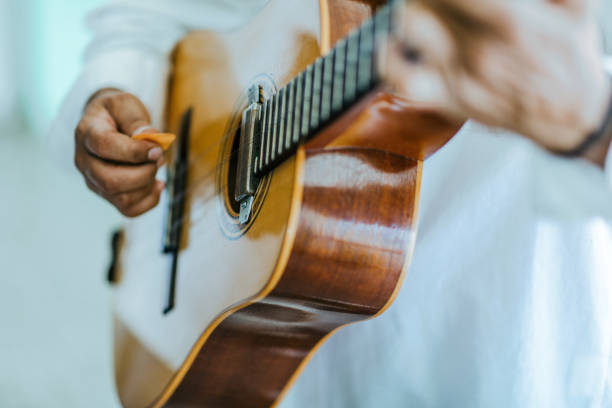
[161,107,192,314]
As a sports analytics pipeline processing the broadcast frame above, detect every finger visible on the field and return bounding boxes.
[101,92,154,136]
[84,177,104,198]
[421,0,513,29]
[84,127,163,164]
[109,180,159,211]
[83,152,159,195]
[397,2,455,68]
[383,37,451,109]
[121,181,165,218]
[77,101,163,163]
[449,71,514,126]
[444,43,530,129]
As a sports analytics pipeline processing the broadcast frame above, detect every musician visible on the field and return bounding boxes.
[49,0,612,406]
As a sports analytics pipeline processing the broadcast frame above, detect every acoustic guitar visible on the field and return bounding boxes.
[108,0,459,406]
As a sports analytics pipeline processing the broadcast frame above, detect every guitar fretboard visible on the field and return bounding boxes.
[253,3,394,177]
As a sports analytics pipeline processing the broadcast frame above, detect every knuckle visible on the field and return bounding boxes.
[130,145,147,162]
[75,119,87,141]
[84,179,97,194]
[87,132,113,157]
[121,207,140,218]
[85,132,103,154]
[74,152,83,172]
[146,164,158,178]
[115,193,133,209]
[151,191,161,207]
[118,206,134,217]
[99,175,120,194]
[111,91,138,107]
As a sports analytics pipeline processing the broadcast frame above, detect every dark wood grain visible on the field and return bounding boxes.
[166,147,419,407]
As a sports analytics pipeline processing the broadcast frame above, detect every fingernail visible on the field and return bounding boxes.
[133,124,156,136]
[148,147,163,160]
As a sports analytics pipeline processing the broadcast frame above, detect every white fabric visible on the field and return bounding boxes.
[606,58,612,187]
[48,2,612,407]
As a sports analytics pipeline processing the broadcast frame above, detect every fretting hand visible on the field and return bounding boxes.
[384,0,612,166]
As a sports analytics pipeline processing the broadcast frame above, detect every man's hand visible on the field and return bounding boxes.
[384,0,612,166]
[74,89,165,217]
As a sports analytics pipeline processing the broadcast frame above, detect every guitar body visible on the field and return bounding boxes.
[112,1,458,407]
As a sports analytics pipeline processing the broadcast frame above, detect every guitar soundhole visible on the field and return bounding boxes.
[215,75,276,239]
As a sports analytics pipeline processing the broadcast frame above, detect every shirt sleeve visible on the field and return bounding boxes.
[605,57,612,187]
[46,0,268,172]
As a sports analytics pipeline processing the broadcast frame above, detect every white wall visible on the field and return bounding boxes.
[1,0,102,136]
[0,1,122,407]
[0,0,15,125]
[0,134,122,407]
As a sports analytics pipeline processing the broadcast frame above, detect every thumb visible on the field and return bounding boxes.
[101,92,156,136]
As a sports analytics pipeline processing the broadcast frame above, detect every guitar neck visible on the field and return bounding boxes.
[253,2,395,177]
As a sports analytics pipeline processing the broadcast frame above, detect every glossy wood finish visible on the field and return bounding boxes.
[167,148,420,407]
[112,1,460,407]
[310,90,459,160]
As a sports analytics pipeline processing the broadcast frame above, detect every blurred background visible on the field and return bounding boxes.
[0,0,121,406]
[0,0,611,407]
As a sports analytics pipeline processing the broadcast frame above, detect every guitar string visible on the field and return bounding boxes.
[140,89,379,242]
[161,71,381,219]
[160,75,379,237]
[152,11,393,219]
[156,10,391,196]
[115,113,306,265]
[121,173,296,263]
[158,86,366,226]
[158,107,304,230]
[162,133,298,238]
[121,18,390,254]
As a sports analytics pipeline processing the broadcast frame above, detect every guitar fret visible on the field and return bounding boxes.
[293,72,303,143]
[310,58,323,131]
[264,98,272,168]
[278,87,287,157]
[270,94,279,163]
[300,64,313,139]
[258,100,269,172]
[332,38,346,114]
[374,5,392,82]
[344,28,359,104]
[254,3,395,177]
[320,50,334,123]
[357,18,374,93]
[286,79,295,149]
[256,101,263,172]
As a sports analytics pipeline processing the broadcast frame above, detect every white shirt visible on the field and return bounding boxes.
[48,1,612,407]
